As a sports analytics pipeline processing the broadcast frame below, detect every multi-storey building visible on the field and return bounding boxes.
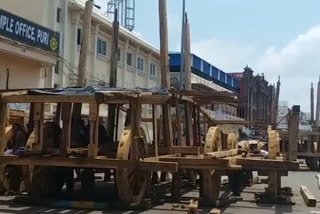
[1,0,161,138]
[229,66,275,128]
[1,0,161,90]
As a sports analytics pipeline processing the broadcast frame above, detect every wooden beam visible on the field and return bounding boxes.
[236,158,299,170]
[172,146,200,155]
[0,155,178,172]
[204,149,238,159]
[300,185,316,207]
[0,102,7,155]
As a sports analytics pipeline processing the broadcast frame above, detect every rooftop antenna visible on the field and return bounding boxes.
[105,0,135,31]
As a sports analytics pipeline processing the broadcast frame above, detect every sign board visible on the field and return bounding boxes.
[0,8,60,53]
[170,72,185,85]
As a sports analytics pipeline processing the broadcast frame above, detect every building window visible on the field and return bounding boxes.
[137,57,144,71]
[56,8,62,23]
[150,63,156,76]
[127,52,132,66]
[77,28,82,45]
[97,38,107,56]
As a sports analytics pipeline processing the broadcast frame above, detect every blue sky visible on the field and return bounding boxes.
[96,0,320,112]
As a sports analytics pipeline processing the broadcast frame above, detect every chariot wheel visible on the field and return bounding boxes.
[204,127,222,153]
[227,133,238,150]
[201,127,222,204]
[115,127,150,205]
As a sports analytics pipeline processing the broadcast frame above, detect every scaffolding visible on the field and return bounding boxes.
[105,0,135,31]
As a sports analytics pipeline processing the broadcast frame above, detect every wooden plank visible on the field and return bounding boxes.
[300,185,316,207]
[288,106,300,161]
[204,149,238,159]
[0,102,7,155]
[236,158,299,170]
[172,146,200,155]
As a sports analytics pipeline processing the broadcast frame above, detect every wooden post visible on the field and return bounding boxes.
[159,0,173,152]
[184,15,191,90]
[88,103,99,158]
[6,68,9,90]
[73,0,94,121]
[55,103,62,125]
[201,170,220,205]
[171,170,182,202]
[183,15,193,147]
[61,103,73,153]
[130,103,142,160]
[107,9,120,142]
[0,102,7,155]
[152,104,159,156]
[175,97,182,146]
[288,105,300,161]
[28,103,35,135]
[77,0,93,86]
[33,103,44,151]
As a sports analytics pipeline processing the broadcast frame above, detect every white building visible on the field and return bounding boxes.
[0,0,161,90]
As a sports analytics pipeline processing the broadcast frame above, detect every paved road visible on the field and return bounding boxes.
[0,171,319,214]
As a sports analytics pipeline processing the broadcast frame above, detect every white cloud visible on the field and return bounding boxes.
[255,25,320,111]
[192,25,320,112]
